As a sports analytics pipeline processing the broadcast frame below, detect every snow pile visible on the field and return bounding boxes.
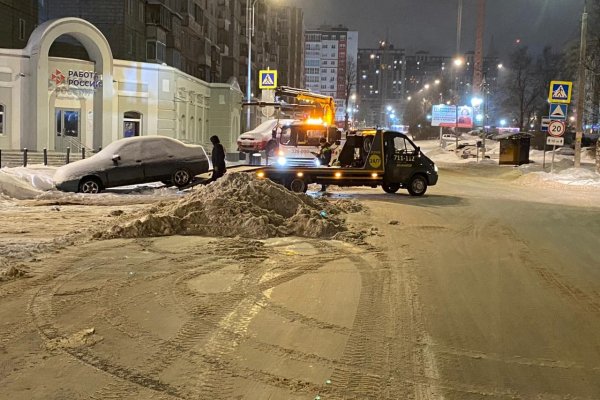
[97,172,349,240]
[6,166,55,190]
[0,166,56,200]
[0,169,45,199]
[516,167,600,190]
[329,198,365,213]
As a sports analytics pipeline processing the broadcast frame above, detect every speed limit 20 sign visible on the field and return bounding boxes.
[548,120,565,137]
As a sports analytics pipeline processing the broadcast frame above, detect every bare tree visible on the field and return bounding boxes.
[530,46,565,127]
[502,46,538,130]
[343,58,357,131]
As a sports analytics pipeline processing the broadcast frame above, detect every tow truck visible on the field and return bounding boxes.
[252,128,438,196]
[239,86,342,166]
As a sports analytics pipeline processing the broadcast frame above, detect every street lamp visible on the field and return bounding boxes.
[471,97,483,108]
[246,0,259,130]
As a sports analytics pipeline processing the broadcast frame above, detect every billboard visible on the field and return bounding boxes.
[457,106,474,128]
[431,105,456,127]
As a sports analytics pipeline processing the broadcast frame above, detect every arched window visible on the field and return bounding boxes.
[0,104,5,134]
[123,111,142,137]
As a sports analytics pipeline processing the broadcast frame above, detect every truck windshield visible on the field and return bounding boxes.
[280,125,335,146]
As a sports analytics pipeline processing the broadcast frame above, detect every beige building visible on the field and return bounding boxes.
[0,17,242,153]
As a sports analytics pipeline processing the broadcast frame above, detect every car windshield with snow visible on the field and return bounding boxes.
[53,136,209,193]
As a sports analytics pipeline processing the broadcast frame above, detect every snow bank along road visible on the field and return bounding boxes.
[1,164,599,399]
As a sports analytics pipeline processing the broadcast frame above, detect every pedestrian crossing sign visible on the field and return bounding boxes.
[259,70,277,89]
[548,80,572,104]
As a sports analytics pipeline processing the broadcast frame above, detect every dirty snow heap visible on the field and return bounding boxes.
[98,173,354,239]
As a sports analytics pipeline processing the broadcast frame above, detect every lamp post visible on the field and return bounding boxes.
[246,0,259,131]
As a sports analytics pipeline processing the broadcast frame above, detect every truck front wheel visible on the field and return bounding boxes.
[382,182,400,194]
[407,174,428,196]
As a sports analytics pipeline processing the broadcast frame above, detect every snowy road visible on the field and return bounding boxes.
[347,165,600,398]
[0,164,599,399]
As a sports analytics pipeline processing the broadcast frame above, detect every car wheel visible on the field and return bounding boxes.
[79,177,102,194]
[172,169,191,188]
[288,177,307,193]
[407,175,428,196]
[382,182,400,194]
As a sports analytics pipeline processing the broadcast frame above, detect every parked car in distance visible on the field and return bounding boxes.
[54,136,209,193]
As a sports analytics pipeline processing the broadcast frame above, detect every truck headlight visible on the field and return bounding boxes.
[277,157,287,166]
[314,159,321,167]
[434,164,439,173]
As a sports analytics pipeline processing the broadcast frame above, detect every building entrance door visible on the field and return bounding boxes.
[55,108,81,151]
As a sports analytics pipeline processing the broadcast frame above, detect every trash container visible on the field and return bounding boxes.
[497,132,533,165]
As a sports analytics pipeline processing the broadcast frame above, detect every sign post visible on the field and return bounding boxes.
[543,132,547,170]
[547,80,574,168]
[546,121,565,173]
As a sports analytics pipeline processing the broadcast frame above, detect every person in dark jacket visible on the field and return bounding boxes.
[312,137,332,166]
[208,135,226,182]
[311,137,332,192]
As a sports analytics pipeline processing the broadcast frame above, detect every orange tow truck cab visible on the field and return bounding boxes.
[254,129,439,196]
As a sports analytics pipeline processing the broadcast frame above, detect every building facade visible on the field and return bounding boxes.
[0,0,38,50]
[276,6,304,89]
[357,43,500,127]
[40,0,304,91]
[0,17,242,152]
[357,43,406,127]
[304,25,358,123]
[238,1,304,97]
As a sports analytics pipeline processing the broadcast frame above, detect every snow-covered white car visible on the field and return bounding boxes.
[237,119,296,153]
[54,136,209,193]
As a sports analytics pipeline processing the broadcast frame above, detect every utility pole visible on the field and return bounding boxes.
[456,0,463,55]
[473,0,485,95]
[574,2,588,168]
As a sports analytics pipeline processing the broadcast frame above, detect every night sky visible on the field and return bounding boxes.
[284,0,585,59]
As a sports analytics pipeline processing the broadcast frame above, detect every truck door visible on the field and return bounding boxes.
[384,134,419,184]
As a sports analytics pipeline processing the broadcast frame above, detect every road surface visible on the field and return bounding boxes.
[0,164,599,399]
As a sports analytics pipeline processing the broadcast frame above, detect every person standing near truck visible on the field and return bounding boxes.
[311,137,332,192]
[208,135,226,183]
[312,137,332,166]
